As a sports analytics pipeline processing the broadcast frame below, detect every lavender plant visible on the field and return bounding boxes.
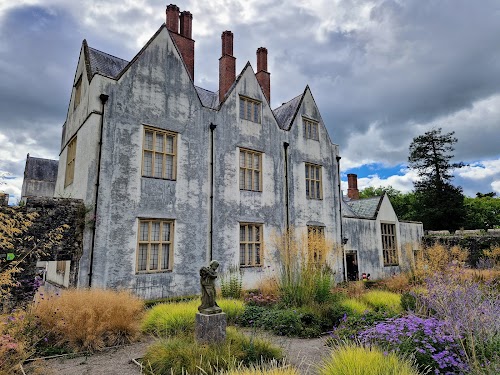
[358,314,468,374]
[417,273,500,374]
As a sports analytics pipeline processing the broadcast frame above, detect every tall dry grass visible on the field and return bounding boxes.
[412,243,468,281]
[34,288,144,352]
[271,227,336,306]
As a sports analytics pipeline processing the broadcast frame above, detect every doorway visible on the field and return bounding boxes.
[346,251,359,281]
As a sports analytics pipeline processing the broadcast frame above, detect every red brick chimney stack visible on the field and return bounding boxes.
[166,4,179,32]
[180,11,192,39]
[347,173,360,200]
[166,5,195,80]
[255,47,270,103]
[219,31,236,102]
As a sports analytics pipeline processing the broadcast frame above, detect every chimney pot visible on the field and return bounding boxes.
[255,47,270,103]
[347,173,360,200]
[219,31,236,102]
[166,4,180,32]
[180,11,193,39]
[256,47,268,72]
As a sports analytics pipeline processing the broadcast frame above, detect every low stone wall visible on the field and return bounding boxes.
[424,233,500,266]
[0,197,85,309]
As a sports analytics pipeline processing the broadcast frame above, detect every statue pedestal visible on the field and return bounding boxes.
[195,312,227,344]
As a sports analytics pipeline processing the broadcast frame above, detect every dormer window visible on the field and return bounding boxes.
[239,96,261,123]
[73,76,82,110]
[303,117,319,140]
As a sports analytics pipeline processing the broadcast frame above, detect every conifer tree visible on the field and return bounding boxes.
[408,128,465,230]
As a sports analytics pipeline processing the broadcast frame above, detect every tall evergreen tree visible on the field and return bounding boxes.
[408,128,465,230]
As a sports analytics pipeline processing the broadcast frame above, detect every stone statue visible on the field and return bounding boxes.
[198,260,222,314]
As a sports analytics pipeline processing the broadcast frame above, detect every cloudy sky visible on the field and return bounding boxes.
[1,0,499,204]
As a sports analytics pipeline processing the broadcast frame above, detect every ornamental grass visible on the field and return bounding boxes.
[34,288,144,352]
[143,326,282,375]
[360,290,402,314]
[319,344,422,375]
[142,298,244,336]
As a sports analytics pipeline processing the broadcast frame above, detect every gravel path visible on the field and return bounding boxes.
[24,332,330,375]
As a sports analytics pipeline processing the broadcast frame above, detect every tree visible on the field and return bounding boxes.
[464,195,500,230]
[408,128,465,231]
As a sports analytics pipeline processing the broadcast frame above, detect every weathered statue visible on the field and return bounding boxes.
[198,260,222,314]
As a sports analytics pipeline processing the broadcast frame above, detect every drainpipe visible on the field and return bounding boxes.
[283,142,290,232]
[209,123,217,262]
[336,155,347,282]
[88,93,108,287]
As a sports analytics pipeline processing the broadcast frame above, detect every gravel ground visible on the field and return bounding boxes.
[23,332,330,375]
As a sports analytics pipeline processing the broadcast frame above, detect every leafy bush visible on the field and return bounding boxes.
[319,344,422,375]
[142,327,282,375]
[244,291,279,307]
[237,305,325,338]
[400,291,417,311]
[360,290,402,314]
[34,289,143,352]
[359,314,468,374]
[327,310,390,343]
[143,298,244,336]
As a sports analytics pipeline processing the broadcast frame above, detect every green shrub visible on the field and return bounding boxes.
[360,290,402,314]
[143,327,282,375]
[340,298,372,316]
[237,305,325,338]
[326,310,390,344]
[400,292,417,311]
[142,298,245,336]
[319,344,421,375]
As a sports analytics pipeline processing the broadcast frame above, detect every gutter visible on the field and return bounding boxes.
[88,93,109,287]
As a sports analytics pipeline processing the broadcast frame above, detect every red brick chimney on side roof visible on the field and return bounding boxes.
[219,31,236,103]
[255,47,270,103]
[347,173,360,200]
[166,5,195,80]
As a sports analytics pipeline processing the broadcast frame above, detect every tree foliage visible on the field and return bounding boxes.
[408,128,465,231]
[464,195,500,230]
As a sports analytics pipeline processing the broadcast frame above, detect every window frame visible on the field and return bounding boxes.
[307,226,326,264]
[136,219,174,273]
[381,222,399,266]
[239,148,262,192]
[73,76,82,110]
[239,223,263,267]
[64,136,77,187]
[141,126,177,180]
[305,163,323,200]
[303,117,319,141]
[239,95,262,123]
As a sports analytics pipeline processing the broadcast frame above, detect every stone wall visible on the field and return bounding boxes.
[0,197,84,309]
[424,233,500,266]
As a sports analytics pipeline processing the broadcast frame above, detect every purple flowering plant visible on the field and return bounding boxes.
[417,272,500,373]
[358,314,469,374]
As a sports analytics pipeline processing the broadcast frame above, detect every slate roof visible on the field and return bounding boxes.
[195,86,219,109]
[24,156,59,182]
[87,46,129,79]
[272,93,303,130]
[344,196,384,219]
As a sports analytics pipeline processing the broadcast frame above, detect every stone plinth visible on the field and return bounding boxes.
[195,312,226,344]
